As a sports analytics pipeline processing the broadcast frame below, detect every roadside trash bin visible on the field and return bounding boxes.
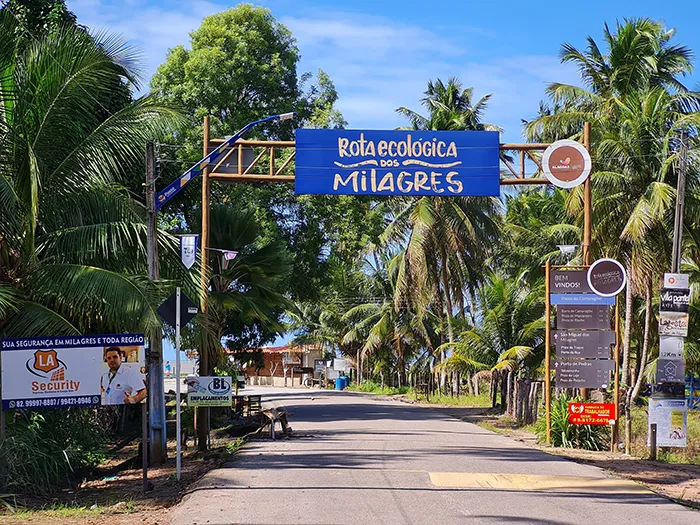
[335,378,343,390]
[341,376,349,389]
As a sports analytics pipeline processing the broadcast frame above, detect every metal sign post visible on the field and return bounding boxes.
[176,287,182,481]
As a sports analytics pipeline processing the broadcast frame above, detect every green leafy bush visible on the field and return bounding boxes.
[535,395,609,450]
[0,409,107,495]
[348,380,410,395]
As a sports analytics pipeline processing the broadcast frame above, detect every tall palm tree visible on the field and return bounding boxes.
[397,77,500,132]
[524,18,699,142]
[391,78,501,389]
[0,15,182,337]
[193,205,293,373]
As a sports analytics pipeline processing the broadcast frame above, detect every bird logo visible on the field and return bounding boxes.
[560,157,571,166]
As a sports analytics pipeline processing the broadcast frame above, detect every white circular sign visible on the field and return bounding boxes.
[542,139,592,189]
[587,258,626,297]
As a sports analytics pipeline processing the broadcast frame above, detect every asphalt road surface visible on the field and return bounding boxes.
[168,388,698,525]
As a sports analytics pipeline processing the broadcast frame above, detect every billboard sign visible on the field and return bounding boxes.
[648,398,687,447]
[1,334,145,409]
[568,403,616,425]
[295,129,500,196]
[541,140,592,189]
[186,376,232,406]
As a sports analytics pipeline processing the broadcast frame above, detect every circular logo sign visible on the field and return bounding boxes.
[207,377,231,395]
[542,139,592,189]
[587,258,626,297]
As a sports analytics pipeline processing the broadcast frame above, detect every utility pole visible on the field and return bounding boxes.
[197,117,211,451]
[146,141,167,464]
[671,130,688,273]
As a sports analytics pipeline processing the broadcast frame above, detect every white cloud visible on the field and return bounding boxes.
[68,0,220,86]
[285,13,580,141]
[67,2,581,141]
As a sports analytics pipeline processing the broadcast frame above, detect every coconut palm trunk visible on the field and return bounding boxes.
[625,279,653,454]
[621,265,634,386]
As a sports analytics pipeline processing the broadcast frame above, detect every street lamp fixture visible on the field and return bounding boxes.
[155,112,297,211]
[557,244,578,255]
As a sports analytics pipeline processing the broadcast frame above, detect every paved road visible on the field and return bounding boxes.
[168,388,697,525]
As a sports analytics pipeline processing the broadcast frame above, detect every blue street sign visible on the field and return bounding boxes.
[156,146,230,211]
[155,113,295,212]
[550,293,615,306]
[294,129,500,196]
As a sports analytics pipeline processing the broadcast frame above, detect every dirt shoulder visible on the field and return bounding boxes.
[0,432,248,525]
[394,394,699,509]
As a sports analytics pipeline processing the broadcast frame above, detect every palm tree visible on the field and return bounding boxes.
[440,274,544,404]
[390,78,502,390]
[0,15,182,337]
[397,77,500,131]
[192,205,293,374]
[524,18,699,142]
[524,20,700,446]
[342,253,423,387]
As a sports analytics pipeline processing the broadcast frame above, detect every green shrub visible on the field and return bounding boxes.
[0,409,108,495]
[348,381,409,395]
[535,395,608,450]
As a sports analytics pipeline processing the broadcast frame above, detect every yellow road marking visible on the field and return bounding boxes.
[429,473,650,494]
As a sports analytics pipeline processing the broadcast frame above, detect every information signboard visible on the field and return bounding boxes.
[541,140,591,188]
[659,336,685,360]
[1,334,145,409]
[556,305,610,329]
[568,403,616,425]
[663,273,689,290]
[554,330,615,358]
[656,359,685,383]
[550,294,615,306]
[587,258,626,297]
[648,398,687,447]
[659,311,689,337]
[659,288,690,313]
[549,270,592,294]
[295,129,500,196]
[554,359,614,388]
[186,376,232,407]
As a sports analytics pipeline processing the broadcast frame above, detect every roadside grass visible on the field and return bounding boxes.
[347,381,410,396]
[8,499,137,519]
[622,406,700,465]
[348,382,492,407]
[476,404,699,464]
[409,392,492,408]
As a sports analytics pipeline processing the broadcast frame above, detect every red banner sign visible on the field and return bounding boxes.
[568,403,616,425]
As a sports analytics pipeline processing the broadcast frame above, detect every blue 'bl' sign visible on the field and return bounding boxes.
[294,129,500,196]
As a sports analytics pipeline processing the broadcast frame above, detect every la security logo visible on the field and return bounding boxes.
[26,349,80,394]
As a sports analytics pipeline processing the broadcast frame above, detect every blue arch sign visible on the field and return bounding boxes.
[294,129,500,196]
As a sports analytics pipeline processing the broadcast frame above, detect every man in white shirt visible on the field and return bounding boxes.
[101,347,147,405]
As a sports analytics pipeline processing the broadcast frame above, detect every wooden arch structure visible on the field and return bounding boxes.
[199,118,613,447]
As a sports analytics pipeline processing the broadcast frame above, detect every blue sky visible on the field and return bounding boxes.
[65,1,700,360]
[68,0,700,144]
